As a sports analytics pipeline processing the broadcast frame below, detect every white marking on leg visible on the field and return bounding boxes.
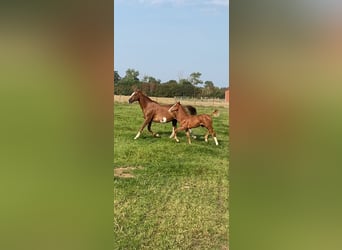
[170,127,175,138]
[189,129,197,139]
[214,137,218,145]
[134,131,141,140]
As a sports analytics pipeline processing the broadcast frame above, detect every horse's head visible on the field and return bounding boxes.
[128,91,140,104]
[168,102,181,113]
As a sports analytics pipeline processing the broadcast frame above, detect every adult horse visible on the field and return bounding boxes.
[168,101,219,145]
[128,90,197,139]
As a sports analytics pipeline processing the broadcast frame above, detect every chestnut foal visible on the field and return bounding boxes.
[168,102,219,145]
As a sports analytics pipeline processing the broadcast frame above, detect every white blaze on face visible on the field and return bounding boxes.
[168,103,177,113]
[129,91,136,98]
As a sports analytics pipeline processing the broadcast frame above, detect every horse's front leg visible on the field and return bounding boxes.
[173,127,185,143]
[185,129,192,144]
[134,119,151,139]
[147,121,160,137]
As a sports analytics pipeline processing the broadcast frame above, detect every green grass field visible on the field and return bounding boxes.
[114,102,229,249]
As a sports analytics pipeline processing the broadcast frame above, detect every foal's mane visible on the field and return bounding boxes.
[171,102,190,119]
[177,102,188,114]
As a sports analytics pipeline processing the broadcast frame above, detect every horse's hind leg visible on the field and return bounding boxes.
[209,128,219,146]
[206,127,218,145]
[148,121,160,137]
[170,119,177,138]
[189,129,197,139]
[204,131,210,142]
[213,136,218,145]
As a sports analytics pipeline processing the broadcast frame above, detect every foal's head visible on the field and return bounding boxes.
[168,102,181,113]
[128,90,141,103]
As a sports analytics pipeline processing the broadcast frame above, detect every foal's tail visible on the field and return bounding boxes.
[212,109,220,117]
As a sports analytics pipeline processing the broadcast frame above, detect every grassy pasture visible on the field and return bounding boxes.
[114,101,229,249]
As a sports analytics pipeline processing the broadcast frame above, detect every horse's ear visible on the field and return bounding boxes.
[177,101,180,104]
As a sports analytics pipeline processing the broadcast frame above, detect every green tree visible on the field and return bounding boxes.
[116,68,140,95]
[114,68,225,98]
[114,70,121,83]
[179,79,195,97]
[189,72,203,86]
[202,80,215,97]
[141,75,161,96]
[124,68,140,81]
[142,75,158,83]
[188,72,203,98]
[113,71,122,94]
[158,80,178,97]
[212,87,226,99]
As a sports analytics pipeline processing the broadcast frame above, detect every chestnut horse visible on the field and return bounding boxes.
[168,101,219,145]
[128,90,197,139]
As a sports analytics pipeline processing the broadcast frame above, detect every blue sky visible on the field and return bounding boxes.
[114,0,229,88]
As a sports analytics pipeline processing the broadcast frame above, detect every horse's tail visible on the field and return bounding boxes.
[212,109,220,117]
[185,105,197,115]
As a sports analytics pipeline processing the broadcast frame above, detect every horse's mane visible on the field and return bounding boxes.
[137,90,158,103]
[185,105,197,115]
[135,91,196,115]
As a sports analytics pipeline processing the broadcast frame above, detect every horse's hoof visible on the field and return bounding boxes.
[155,133,160,137]
[192,135,197,139]
[134,132,141,140]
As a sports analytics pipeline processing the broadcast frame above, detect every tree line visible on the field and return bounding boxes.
[114,69,227,98]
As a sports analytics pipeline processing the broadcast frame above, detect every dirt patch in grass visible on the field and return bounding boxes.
[114,166,143,178]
